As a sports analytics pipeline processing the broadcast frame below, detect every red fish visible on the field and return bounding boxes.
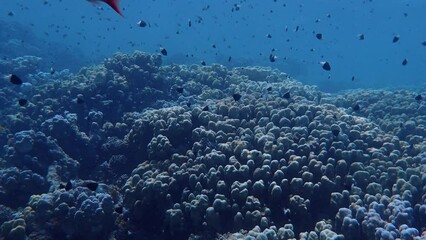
[88,0,123,16]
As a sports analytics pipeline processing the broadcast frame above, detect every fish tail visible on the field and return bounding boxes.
[105,0,123,16]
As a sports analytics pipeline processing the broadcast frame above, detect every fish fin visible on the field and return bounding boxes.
[104,0,123,16]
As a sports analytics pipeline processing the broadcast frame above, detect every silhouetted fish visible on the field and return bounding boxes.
[137,20,147,27]
[65,181,72,191]
[233,93,242,101]
[18,99,28,106]
[7,74,23,85]
[352,104,360,111]
[283,92,290,99]
[59,180,73,191]
[176,87,184,93]
[392,35,400,43]
[269,54,277,62]
[160,47,168,56]
[85,181,98,191]
[320,61,331,71]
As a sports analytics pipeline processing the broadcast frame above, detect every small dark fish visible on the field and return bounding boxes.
[50,67,55,75]
[176,87,184,93]
[402,58,408,66]
[233,4,240,11]
[392,35,400,43]
[7,74,23,85]
[188,19,192,27]
[332,129,340,137]
[137,20,147,27]
[18,99,28,106]
[283,92,290,99]
[211,44,216,48]
[422,41,426,46]
[160,47,167,56]
[202,5,210,11]
[65,181,72,191]
[266,33,272,38]
[115,206,123,214]
[415,94,422,101]
[76,96,85,104]
[269,54,277,62]
[85,181,98,191]
[201,61,206,66]
[232,93,242,101]
[320,61,331,71]
[357,34,365,40]
[315,33,323,40]
[266,86,272,91]
[351,76,355,81]
[202,105,209,111]
[59,180,72,191]
[8,11,14,16]
[228,56,232,62]
[352,104,360,111]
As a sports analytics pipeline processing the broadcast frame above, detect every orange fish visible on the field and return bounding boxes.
[88,0,123,16]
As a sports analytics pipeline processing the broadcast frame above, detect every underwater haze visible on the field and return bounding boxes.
[1,0,426,91]
[1,1,426,240]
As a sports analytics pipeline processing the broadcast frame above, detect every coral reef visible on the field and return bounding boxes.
[0,51,425,240]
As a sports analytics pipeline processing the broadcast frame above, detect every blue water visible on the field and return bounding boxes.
[1,0,425,92]
[1,2,426,240]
